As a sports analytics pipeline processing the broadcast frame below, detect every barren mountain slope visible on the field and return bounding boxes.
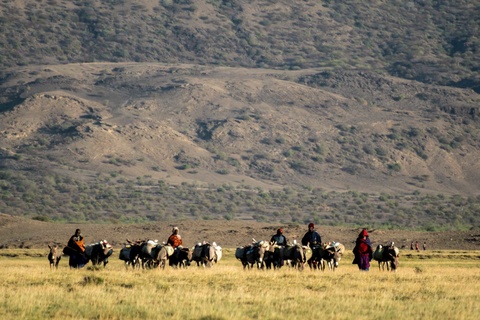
[1,63,479,196]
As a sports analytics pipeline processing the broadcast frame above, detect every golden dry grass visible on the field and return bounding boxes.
[0,249,479,319]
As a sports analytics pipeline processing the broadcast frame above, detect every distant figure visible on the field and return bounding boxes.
[301,223,322,248]
[415,241,419,252]
[271,228,288,246]
[167,227,183,249]
[271,228,287,267]
[64,228,87,268]
[352,229,373,271]
[423,242,427,251]
[68,228,85,253]
[410,242,414,250]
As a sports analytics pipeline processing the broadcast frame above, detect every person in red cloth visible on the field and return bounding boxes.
[352,228,373,271]
[167,227,183,248]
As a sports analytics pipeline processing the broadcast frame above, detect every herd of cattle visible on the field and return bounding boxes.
[48,238,400,272]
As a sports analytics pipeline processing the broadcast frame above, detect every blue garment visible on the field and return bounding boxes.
[301,231,322,248]
[271,234,287,246]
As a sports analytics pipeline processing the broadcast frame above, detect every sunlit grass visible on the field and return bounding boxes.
[0,249,479,319]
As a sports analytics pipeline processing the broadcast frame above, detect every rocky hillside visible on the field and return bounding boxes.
[0,1,479,229]
[0,0,478,92]
[1,63,479,229]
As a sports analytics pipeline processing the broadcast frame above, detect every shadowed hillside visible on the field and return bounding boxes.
[0,1,479,229]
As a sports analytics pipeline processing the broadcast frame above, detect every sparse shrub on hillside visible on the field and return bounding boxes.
[388,163,402,172]
[283,149,294,157]
[375,147,387,157]
[216,168,229,175]
[289,160,308,173]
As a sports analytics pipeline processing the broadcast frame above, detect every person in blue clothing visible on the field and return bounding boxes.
[271,228,288,246]
[301,222,322,248]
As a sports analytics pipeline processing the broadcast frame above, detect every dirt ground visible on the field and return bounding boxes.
[1,213,479,252]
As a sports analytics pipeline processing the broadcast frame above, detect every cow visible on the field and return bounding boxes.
[373,242,400,272]
[84,240,113,267]
[48,244,62,270]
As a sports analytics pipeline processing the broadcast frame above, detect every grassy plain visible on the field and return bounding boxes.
[0,249,479,320]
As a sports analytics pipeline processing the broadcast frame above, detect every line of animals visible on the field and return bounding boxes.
[48,240,113,269]
[48,239,399,272]
[119,239,223,269]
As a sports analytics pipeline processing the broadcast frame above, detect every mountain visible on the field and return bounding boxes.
[1,0,479,92]
[0,1,479,230]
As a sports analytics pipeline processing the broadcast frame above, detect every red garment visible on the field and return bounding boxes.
[358,238,371,255]
[167,234,183,248]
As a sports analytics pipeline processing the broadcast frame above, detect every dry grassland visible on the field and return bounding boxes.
[0,249,479,320]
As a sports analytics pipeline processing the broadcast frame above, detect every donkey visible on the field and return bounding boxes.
[235,240,270,269]
[154,244,174,269]
[373,243,400,272]
[168,247,193,268]
[192,242,217,268]
[48,244,62,270]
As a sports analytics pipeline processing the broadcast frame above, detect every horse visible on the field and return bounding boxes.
[48,244,62,270]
